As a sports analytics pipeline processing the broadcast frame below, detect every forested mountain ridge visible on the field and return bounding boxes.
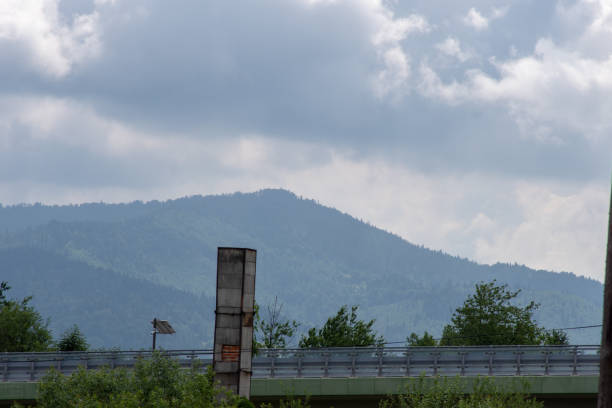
[1,247,214,349]
[0,189,603,347]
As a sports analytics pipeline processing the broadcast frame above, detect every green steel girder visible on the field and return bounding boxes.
[250,376,599,397]
[0,376,599,402]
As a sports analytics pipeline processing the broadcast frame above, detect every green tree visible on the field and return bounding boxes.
[37,352,242,408]
[407,331,437,346]
[0,281,9,305]
[0,287,52,352]
[57,324,89,351]
[440,281,553,346]
[541,329,569,346]
[299,305,383,348]
[256,297,299,349]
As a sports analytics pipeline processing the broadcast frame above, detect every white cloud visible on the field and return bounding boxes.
[368,4,430,99]
[462,6,508,31]
[0,0,100,77]
[419,37,612,143]
[373,46,411,99]
[436,37,471,62]
[463,8,489,30]
[473,183,609,280]
[491,6,509,19]
[372,13,430,45]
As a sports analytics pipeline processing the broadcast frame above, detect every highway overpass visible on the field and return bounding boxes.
[0,345,601,407]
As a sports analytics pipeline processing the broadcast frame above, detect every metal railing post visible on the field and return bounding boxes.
[404,350,411,377]
[572,346,579,376]
[29,360,35,381]
[432,351,440,376]
[297,352,303,378]
[515,351,523,376]
[270,351,276,378]
[543,350,551,376]
[487,350,495,376]
[322,352,329,378]
[459,351,467,376]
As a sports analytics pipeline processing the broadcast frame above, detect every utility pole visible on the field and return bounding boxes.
[599,183,612,408]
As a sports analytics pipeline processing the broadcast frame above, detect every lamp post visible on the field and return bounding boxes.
[151,318,175,350]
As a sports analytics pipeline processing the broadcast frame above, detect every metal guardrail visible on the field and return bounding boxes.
[253,345,600,378]
[0,346,600,382]
[0,350,213,382]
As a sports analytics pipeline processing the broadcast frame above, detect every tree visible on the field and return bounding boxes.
[407,331,437,346]
[37,352,243,408]
[299,305,383,348]
[439,281,553,346]
[57,325,89,351]
[541,329,569,346]
[255,297,299,349]
[0,281,9,305]
[0,284,53,352]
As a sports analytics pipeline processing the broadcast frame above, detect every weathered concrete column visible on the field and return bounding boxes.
[213,247,256,399]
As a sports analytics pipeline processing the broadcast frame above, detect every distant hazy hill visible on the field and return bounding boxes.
[0,189,603,347]
[1,248,214,349]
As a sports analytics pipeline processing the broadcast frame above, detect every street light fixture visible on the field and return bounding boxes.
[151,318,175,350]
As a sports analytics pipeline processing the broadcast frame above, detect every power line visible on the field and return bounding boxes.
[281,323,604,349]
[388,323,603,346]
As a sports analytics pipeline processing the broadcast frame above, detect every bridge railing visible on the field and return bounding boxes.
[1,345,600,382]
[252,345,600,378]
[0,350,213,382]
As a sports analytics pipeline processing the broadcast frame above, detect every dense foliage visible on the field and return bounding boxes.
[379,376,542,408]
[36,352,244,408]
[407,331,437,347]
[299,305,383,348]
[0,190,603,347]
[541,329,569,346]
[0,280,9,304]
[57,325,89,351]
[0,284,52,352]
[439,281,568,346]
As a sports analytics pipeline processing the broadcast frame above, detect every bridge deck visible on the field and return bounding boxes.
[0,345,600,382]
[0,346,602,407]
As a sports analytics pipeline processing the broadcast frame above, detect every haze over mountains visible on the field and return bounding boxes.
[0,189,603,349]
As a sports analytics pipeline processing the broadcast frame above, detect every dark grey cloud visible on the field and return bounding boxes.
[0,0,610,185]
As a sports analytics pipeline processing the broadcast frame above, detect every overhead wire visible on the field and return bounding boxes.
[379,323,603,346]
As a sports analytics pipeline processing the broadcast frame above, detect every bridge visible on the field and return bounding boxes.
[0,345,601,407]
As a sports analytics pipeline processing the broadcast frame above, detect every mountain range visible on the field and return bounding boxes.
[0,189,603,348]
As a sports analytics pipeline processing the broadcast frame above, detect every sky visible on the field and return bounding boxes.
[1,0,611,281]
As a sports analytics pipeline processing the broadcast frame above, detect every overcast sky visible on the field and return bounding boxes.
[1,0,611,281]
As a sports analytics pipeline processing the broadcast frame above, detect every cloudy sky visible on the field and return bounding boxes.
[1,0,611,281]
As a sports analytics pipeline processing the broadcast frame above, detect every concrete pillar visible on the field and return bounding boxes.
[213,247,256,398]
